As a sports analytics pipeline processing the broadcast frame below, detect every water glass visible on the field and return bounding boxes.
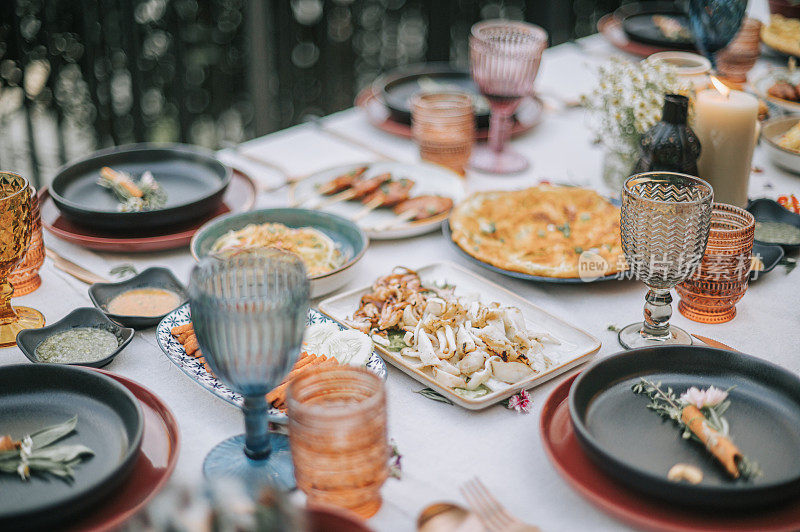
[677,203,754,323]
[469,19,547,174]
[189,249,309,490]
[618,172,713,349]
[288,366,389,518]
[411,91,475,175]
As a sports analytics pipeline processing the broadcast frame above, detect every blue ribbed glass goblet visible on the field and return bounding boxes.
[189,250,309,490]
[687,0,747,70]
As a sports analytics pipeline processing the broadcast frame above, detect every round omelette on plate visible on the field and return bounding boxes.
[449,186,624,278]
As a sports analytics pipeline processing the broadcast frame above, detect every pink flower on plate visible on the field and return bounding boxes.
[702,386,728,407]
[506,390,533,414]
[680,386,728,409]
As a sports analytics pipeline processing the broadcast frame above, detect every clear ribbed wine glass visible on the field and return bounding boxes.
[618,172,713,349]
[469,19,547,174]
[189,250,309,490]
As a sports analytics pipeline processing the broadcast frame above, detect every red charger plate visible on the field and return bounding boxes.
[598,14,681,58]
[355,85,543,140]
[540,374,800,532]
[63,370,180,532]
[40,168,257,253]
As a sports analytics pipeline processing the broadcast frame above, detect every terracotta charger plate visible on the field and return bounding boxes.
[40,168,257,252]
[598,13,683,57]
[355,85,543,140]
[540,374,800,532]
[63,370,179,532]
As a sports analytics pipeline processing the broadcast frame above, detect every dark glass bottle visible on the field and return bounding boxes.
[633,94,701,176]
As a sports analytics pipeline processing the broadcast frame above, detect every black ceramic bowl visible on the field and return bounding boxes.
[88,267,188,329]
[16,307,134,368]
[750,241,785,281]
[747,198,800,250]
[569,346,800,510]
[50,143,231,231]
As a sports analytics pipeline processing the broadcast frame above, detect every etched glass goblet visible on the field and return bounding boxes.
[189,249,309,490]
[618,172,713,349]
[469,20,547,174]
[0,173,45,348]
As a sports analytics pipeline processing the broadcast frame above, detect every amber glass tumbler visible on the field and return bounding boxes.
[411,91,475,175]
[677,203,754,323]
[288,367,389,518]
[10,186,44,296]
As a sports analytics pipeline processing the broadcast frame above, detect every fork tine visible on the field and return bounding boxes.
[461,479,506,532]
[473,478,517,526]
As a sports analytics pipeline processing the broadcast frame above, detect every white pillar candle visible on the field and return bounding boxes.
[694,79,758,207]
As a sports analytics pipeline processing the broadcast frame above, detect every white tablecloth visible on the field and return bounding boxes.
[4,3,799,530]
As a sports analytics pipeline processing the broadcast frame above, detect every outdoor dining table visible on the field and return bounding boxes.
[3,4,799,530]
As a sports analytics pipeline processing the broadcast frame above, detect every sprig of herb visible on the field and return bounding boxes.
[632,379,759,479]
[110,263,138,278]
[415,388,453,405]
[0,416,94,482]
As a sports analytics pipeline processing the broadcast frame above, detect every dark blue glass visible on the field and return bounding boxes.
[687,0,748,69]
[189,250,309,491]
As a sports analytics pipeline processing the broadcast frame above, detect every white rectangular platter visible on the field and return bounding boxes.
[318,261,601,410]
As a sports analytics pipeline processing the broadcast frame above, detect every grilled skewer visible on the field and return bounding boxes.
[370,195,454,231]
[352,178,415,221]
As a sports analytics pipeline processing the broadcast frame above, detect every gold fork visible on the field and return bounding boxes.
[460,478,541,532]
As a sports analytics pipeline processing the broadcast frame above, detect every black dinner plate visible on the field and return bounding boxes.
[747,198,800,251]
[569,346,800,510]
[50,143,231,231]
[376,63,493,128]
[616,2,696,51]
[442,220,620,284]
[0,364,143,530]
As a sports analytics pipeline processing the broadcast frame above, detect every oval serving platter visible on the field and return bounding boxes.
[569,346,800,510]
[156,304,387,423]
[50,143,231,231]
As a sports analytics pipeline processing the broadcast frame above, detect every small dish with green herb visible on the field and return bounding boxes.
[16,308,134,368]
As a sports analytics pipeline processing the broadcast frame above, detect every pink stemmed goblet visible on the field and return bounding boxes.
[469,20,547,174]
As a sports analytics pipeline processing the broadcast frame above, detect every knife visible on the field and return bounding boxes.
[691,334,737,352]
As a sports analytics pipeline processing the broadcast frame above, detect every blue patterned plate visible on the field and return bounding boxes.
[156,304,387,423]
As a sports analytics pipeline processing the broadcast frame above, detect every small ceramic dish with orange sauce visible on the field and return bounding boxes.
[89,267,187,329]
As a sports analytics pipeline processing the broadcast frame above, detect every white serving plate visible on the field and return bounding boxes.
[289,162,467,240]
[318,261,601,410]
[752,70,800,114]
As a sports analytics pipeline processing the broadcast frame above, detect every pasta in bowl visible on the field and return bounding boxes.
[191,208,368,297]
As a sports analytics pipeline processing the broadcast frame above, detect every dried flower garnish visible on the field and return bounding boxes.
[0,416,94,482]
[503,390,533,414]
[632,378,759,479]
[389,439,402,479]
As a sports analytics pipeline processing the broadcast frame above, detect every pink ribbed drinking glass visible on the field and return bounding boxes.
[469,19,547,174]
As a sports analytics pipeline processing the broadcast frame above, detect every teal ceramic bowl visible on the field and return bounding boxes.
[190,208,368,297]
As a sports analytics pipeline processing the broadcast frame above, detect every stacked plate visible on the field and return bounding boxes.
[41,143,257,252]
[0,364,178,530]
[541,346,800,531]
[357,62,543,139]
